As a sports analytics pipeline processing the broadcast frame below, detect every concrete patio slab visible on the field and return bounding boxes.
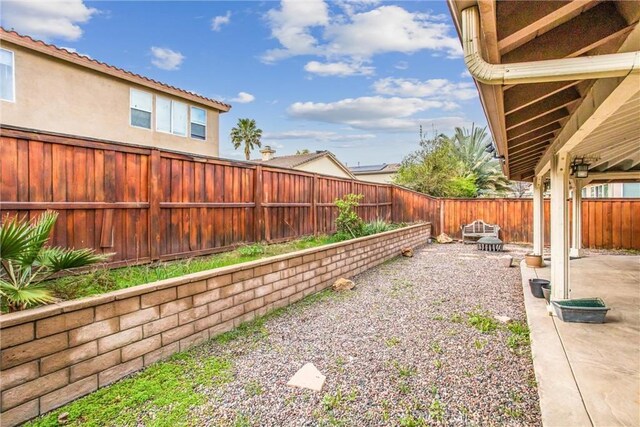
[286,363,326,392]
[521,255,640,427]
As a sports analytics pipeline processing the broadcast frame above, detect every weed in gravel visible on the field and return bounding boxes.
[399,414,427,426]
[509,390,524,403]
[468,309,498,333]
[429,384,439,396]
[385,337,401,347]
[245,381,264,397]
[474,339,487,350]
[433,359,442,369]
[430,341,443,354]
[527,372,538,388]
[450,313,463,323]
[501,405,524,418]
[398,381,411,394]
[393,361,417,377]
[234,412,253,427]
[322,388,356,412]
[446,328,459,336]
[389,279,414,297]
[429,398,446,422]
[506,321,531,352]
[432,314,445,321]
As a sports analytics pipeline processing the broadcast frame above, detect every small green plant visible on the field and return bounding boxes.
[398,381,411,394]
[385,337,401,347]
[501,405,524,418]
[399,414,427,426]
[244,381,264,397]
[433,359,442,369]
[430,341,443,354]
[334,193,364,238]
[322,388,354,411]
[0,211,110,311]
[362,219,394,236]
[450,313,463,323]
[238,244,266,257]
[474,339,487,350]
[393,361,417,378]
[429,398,446,422]
[506,321,531,351]
[234,412,253,427]
[467,309,498,333]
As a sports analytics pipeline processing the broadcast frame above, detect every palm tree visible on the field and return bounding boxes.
[230,118,263,161]
[450,125,511,196]
[0,211,110,311]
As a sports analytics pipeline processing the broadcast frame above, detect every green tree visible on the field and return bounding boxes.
[450,125,511,196]
[230,118,263,161]
[0,211,110,311]
[394,129,475,197]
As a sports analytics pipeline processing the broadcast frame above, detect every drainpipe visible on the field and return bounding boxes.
[461,6,640,85]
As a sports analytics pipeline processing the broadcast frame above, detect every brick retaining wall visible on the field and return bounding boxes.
[0,223,430,426]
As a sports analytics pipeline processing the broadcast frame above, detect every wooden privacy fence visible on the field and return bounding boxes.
[1,127,639,268]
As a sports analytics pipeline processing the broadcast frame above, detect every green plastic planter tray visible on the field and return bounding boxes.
[552,298,610,323]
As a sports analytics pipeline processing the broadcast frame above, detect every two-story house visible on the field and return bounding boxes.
[0,28,231,157]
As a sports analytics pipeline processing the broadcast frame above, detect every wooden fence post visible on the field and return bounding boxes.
[312,174,318,235]
[149,149,162,260]
[254,165,263,242]
[390,185,396,222]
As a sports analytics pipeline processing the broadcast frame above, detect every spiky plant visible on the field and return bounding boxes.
[0,211,110,312]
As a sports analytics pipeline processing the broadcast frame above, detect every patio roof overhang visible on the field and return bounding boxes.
[447,0,640,183]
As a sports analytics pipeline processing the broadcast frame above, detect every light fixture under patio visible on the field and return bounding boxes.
[570,157,591,179]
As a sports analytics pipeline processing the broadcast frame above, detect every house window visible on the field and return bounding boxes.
[156,96,187,136]
[190,107,206,140]
[0,48,15,102]
[130,89,152,129]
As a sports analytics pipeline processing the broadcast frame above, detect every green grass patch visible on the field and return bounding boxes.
[48,235,340,302]
[25,351,233,427]
[506,321,531,352]
[467,310,498,333]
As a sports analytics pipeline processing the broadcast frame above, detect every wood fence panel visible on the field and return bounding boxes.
[1,128,639,270]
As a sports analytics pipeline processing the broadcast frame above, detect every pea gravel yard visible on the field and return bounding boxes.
[29,243,541,427]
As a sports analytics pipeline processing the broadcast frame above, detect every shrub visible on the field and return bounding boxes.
[362,219,393,236]
[0,211,110,311]
[334,193,364,238]
[237,244,266,257]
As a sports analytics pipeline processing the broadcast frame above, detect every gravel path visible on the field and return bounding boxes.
[191,243,541,426]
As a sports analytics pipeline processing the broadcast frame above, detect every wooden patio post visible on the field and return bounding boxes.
[532,176,545,258]
[550,153,570,300]
[570,178,584,258]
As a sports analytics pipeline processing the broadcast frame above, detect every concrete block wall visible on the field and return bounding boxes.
[0,223,430,425]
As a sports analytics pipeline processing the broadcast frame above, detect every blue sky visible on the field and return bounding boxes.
[1,0,487,165]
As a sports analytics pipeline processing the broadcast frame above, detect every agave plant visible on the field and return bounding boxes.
[0,211,110,312]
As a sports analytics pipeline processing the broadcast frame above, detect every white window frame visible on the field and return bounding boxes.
[0,48,16,103]
[155,97,187,138]
[130,88,153,130]
[190,106,207,141]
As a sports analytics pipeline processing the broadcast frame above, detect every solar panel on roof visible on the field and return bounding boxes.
[350,164,387,172]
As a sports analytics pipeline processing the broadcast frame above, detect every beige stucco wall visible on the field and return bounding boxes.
[0,42,220,157]
[355,172,396,184]
[296,156,352,179]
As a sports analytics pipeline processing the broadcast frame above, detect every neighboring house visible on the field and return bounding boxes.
[350,163,400,184]
[0,28,231,157]
[582,182,640,198]
[255,146,355,179]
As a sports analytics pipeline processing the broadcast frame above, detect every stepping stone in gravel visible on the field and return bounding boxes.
[286,363,326,392]
[494,315,511,323]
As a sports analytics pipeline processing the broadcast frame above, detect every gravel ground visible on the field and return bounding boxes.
[190,243,541,426]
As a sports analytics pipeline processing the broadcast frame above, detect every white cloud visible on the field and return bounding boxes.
[372,78,477,101]
[262,1,461,64]
[264,130,375,142]
[211,11,231,31]
[59,46,91,58]
[1,0,97,41]
[394,61,409,70]
[304,60,374,77]
[150,47,184,70]
[287,96,460,132]
[230,92,255,103]
[460,70,472,78]
[262,0,329,63]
